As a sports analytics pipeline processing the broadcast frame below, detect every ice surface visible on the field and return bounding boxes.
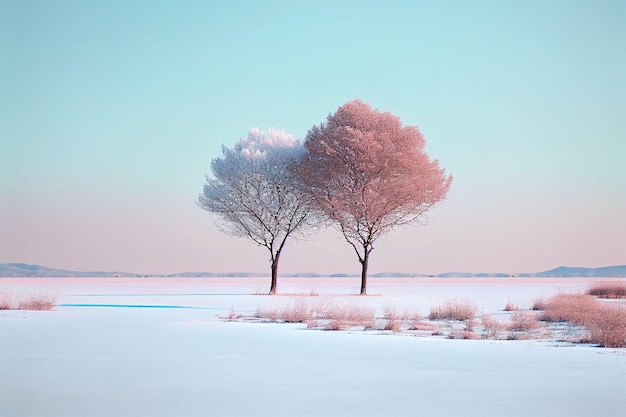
[1,277,625,417]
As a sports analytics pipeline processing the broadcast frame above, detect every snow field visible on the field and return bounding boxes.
[1,277,625,417]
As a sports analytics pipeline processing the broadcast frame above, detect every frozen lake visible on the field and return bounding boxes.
[1,277,625,417]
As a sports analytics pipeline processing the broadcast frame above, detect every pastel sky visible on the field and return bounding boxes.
[1,0,624,275]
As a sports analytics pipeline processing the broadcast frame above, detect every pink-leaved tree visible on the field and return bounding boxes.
[295,100,452,294]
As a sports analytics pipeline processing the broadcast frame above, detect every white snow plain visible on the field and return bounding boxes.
[1,277,625,417]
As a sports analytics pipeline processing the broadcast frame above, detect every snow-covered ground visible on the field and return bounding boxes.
[1,277,625,417]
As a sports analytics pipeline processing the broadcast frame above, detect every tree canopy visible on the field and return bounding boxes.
[198,128,314,294]
[295,100,452,294]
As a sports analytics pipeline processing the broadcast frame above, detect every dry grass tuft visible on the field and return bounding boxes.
[277,290,320,297]
[448,330,480,340]
[509,311,543,331]
[464,319,477,332]
[504,300,518,311]
[481,315,510,339]
[540,294,597,325]
[257,299,376,330]
[381,305,409,331]
[536,293,626,348]
[531,297,546,311]
[252,290,320,296]
[405,312,426,331]
[18,292,58,310]
[218,306,242,321]
[429,299,478,321]
[230,291,624,346]
[328,303,377,329]
[271,299,313,322]
[584,304,626,348]
[0,291,57,310]
[481,312,547,340]
[0,292,13,310]
[586,282,626,299]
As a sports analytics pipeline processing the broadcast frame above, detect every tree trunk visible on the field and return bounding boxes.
[360,250,369,295]
[269,252,280,295]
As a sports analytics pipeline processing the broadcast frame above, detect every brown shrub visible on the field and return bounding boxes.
[258,300,376,329]
[284,300,315,322]
[531,297,546,311]
[509,311,542,331]
[481,315,510,339]
[504,300,518,311]
[429,299,478,321]
[323,303,376,327]
[256,299,312,322]
[275,291,320,297]
[381,305,408,331]
[587,282,626,299]
[482,312,547,340]
[0,292,14,310]
[17,292,57,310]
[584,304,626,348]
[0,291,57,311]
[540,294,598,325]
[219,306,242,321]
[537,293,626,348]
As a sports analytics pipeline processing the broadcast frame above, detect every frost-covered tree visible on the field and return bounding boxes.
[295,100,452,294]
[198,128,314,294]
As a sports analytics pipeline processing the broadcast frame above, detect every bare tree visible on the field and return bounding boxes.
[295,100,452,294]
[198,128,314,295]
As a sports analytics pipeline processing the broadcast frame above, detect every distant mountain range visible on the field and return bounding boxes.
[1,263,625,278]
[519,265,626,278]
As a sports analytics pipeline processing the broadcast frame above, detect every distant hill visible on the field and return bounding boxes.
[1,263,625,278]
[0,264,268,278]
[436,272,474,278]
[371,272,431,278]
[433,272,508,278]
[0,263,139,278]
[520,265,626,277]
[164,271,267,278]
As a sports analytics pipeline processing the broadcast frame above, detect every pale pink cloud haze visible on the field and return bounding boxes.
[2,184,624,275]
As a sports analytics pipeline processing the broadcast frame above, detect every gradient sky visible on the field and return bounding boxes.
[1,0,625,275]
